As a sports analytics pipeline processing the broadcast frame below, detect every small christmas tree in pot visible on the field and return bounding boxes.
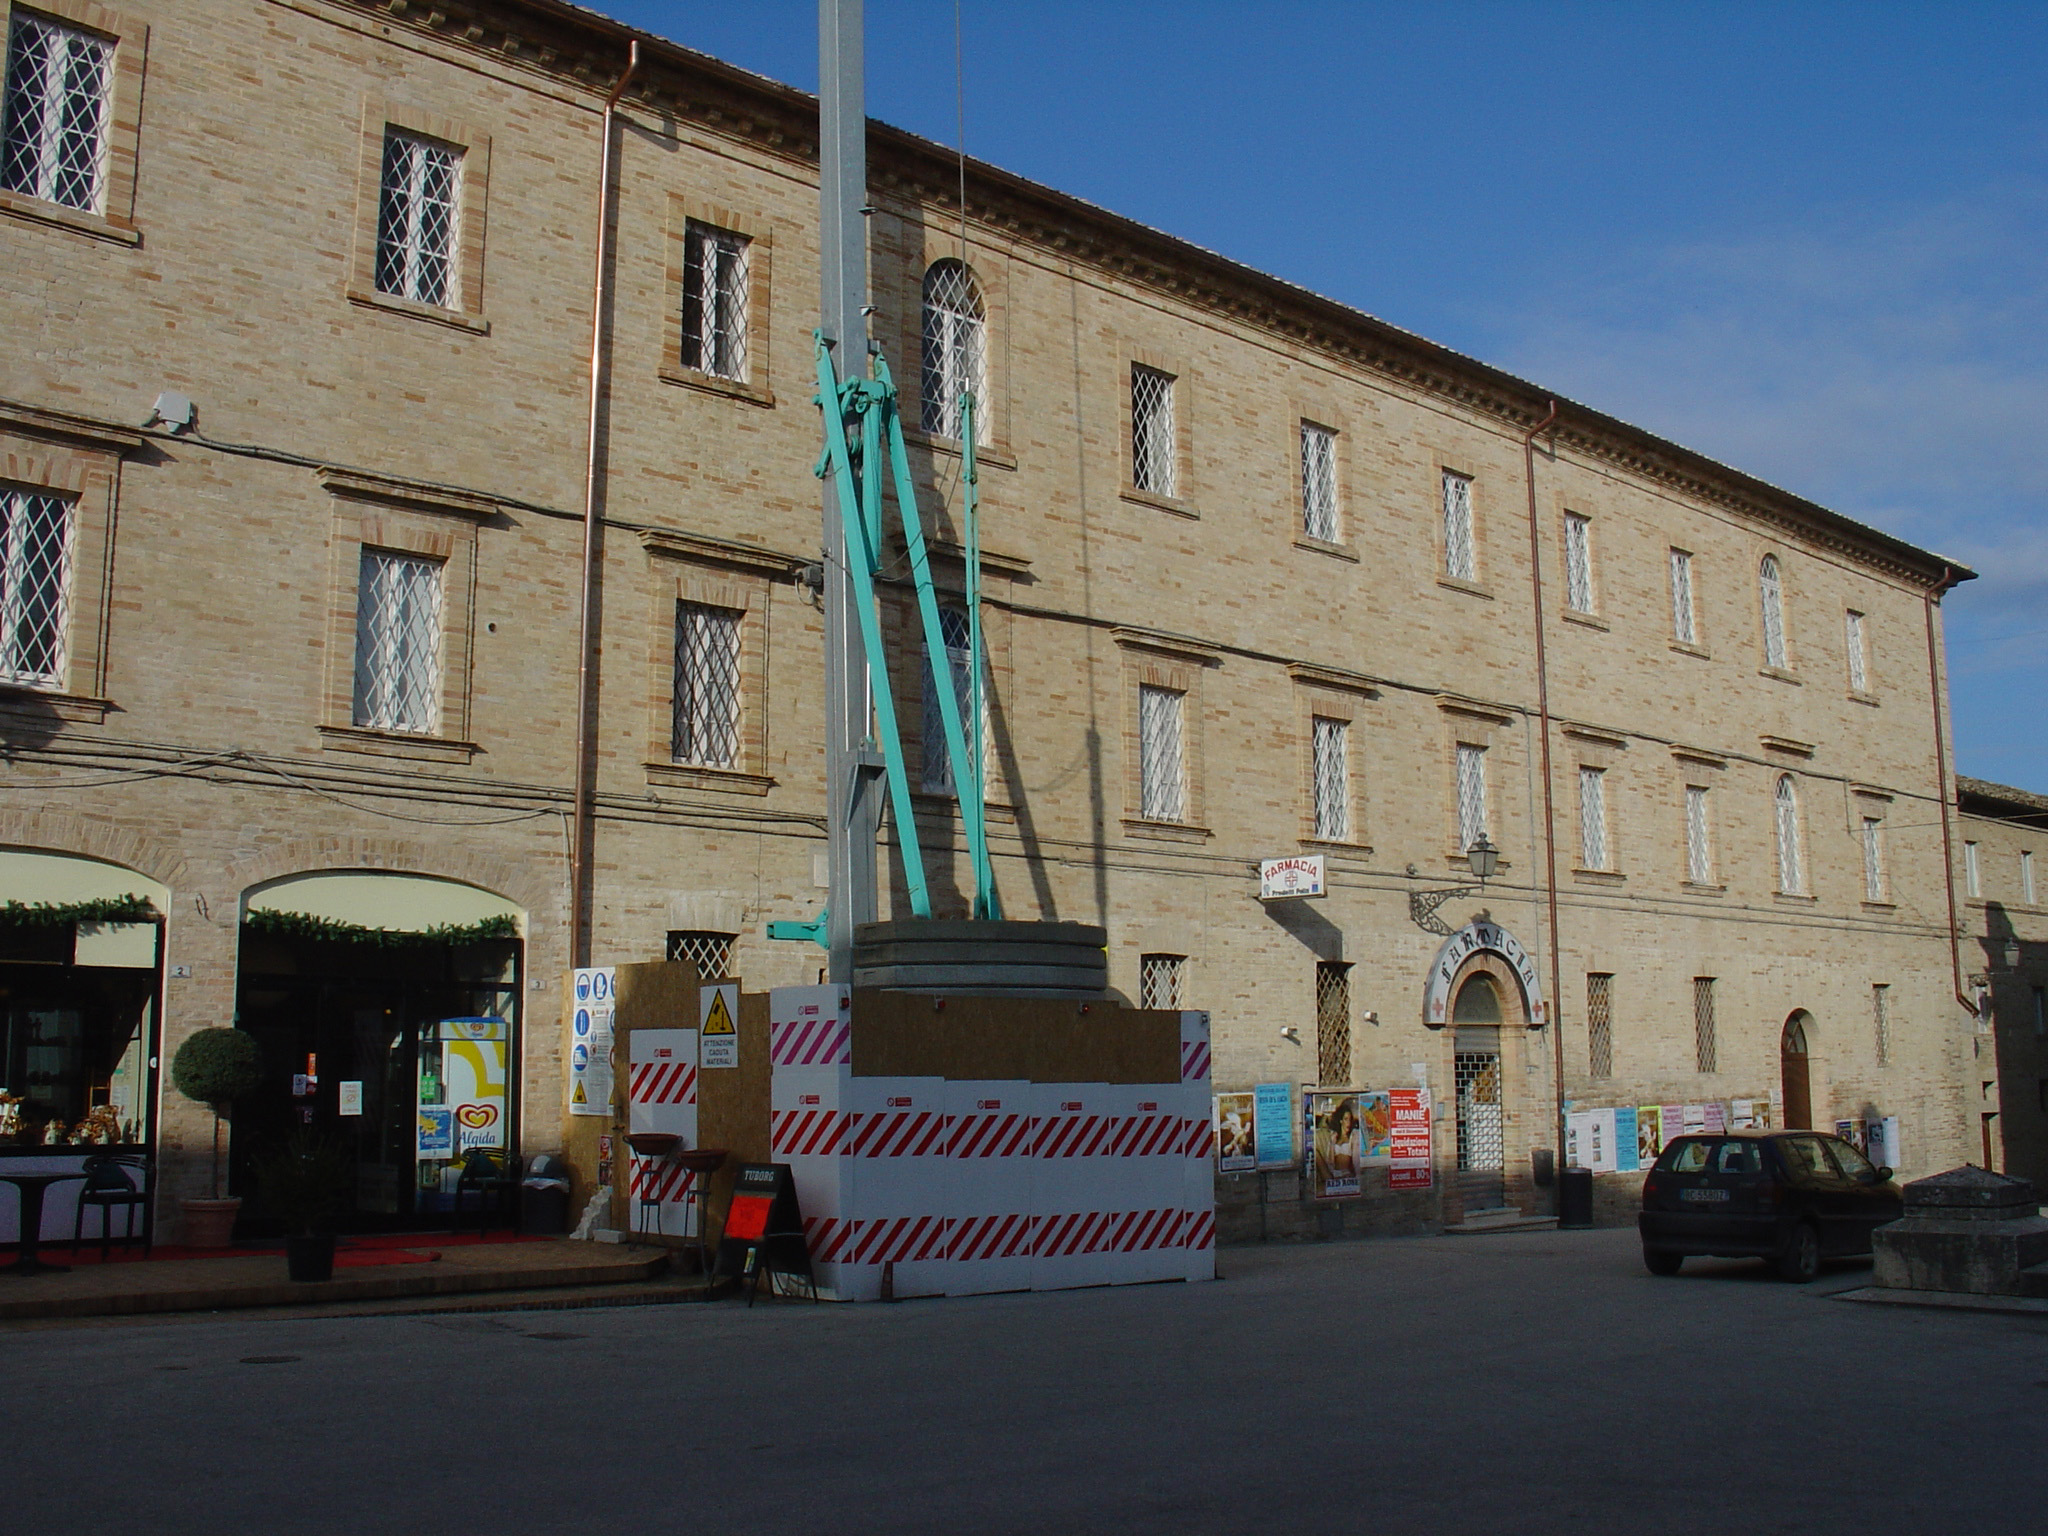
[169,1027,262,1247]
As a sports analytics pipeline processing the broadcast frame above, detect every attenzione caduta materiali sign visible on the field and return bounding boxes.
[1258,854,1325,900]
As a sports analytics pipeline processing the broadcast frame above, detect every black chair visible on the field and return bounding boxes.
[72,1153,150,1259]
[453,1149,520,1235]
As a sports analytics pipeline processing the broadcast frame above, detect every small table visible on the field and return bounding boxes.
[1,1170,89,1276]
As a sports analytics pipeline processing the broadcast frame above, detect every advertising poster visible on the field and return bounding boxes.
[1388,1087,1433,1189]
[1253,1083,1295,1169]
[1565,1111,1588,1169]
[1731,1099,1755,1129]
[1637,1106,1664,1167]
[416,1106,453,1157]
[1586,1107,1619,1173]
[1215,1092,1256,1172]
[1836,1119,1867,1152]
[1360,1090,1393,1163]
[1614,1105,1640,1172]
[1681,1104,1708,1136]
[1870,1116,1900,1168]
[1661,1105,1687,1146]
[1703,1102,1727,1134]
[1306,1092,1364,1199]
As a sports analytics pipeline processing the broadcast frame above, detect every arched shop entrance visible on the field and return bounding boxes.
[0,848,168,1152]
[233,872,524,1233]
[1423,920,1546,1218]
[1781,1011,1814,1130]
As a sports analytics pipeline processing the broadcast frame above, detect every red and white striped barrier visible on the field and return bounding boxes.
[628,1028,699,1237]
[1180,1011,1216,1280]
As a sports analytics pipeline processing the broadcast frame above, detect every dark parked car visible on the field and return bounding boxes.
[1638,1130,1902,1282]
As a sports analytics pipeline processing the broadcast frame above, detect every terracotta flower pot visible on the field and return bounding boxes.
[179,1196,241,1248]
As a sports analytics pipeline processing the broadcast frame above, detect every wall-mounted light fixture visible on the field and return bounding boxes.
[1407,837,1500,935]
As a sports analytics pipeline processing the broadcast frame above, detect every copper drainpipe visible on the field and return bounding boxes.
[1520,399,1567,1191]
[1923,565,1978,1018]
[570,42,640,970]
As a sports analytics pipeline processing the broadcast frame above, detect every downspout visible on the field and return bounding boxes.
[1923,566,1978,1018]
[1520,399,1566,1194]
[569,42,640,970]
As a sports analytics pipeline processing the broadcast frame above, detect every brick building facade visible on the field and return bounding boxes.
[0,0,2005,1238]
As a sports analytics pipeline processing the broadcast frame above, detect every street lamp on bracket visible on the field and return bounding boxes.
[1408,835,1499,936]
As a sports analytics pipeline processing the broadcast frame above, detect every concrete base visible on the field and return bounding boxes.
[1871,1165,2048,1298]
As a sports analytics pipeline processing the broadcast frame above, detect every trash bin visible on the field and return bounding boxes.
[1558,1165,1594,1229]
[520,1152,572,1235]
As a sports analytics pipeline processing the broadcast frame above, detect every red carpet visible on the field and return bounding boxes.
[52,1230,547,1268]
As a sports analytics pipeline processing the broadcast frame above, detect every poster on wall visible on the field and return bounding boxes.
[1681,1104,1708,1137]
[1360,1090,1393,1164]
[570,966,616,1116]
[1614,1105,1640,1172]
[416,1106,453,1158]
[1305,1092,1364,1199]
[1870,1116,1900,1168]
[1637,1106,1664,1167]
[1388,1087,1433,1189]
[1253,1083,1295,1169]
[1566,1109,1620,1174]
[1731,1099,1756,1130]
[1215,1092,1257,1172]
[1703,1102,1727,1134]
[1661,1105,1687,1147]
[1836,1119,1867,1153]
[1565,1111,1589,1169]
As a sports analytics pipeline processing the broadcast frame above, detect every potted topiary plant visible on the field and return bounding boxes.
[253,1130,353,1281]
[168,1027,262,1247]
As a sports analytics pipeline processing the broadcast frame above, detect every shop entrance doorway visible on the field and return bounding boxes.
[233,927,520,1233]
[1781,1012,1813,1130]
[1452,974,1506,1210]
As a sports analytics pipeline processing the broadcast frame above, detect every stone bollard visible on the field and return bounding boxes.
[1872,1166,2048,1297]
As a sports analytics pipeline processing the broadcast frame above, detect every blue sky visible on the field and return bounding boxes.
[596,1,2048,785]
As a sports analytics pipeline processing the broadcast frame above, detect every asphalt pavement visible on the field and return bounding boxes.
[7,1228,2045,1534]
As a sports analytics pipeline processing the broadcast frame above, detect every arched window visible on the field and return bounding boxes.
[1452,973,1503,1024]
[921,259,986,439]
[1759,554,1787,668]
[1774,774,1803,894]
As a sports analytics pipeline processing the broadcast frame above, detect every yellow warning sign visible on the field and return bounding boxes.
[701,982,740,1068]
[703,990,736,1035]
[571,1080,587,1105]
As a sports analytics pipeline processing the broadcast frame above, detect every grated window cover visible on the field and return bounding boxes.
[352,550,443,734]
[0,488,75,689]
[1311,717,1349,841]
[1685,785,1712,884]
[920,259,986,438]
[1564,512,1593,612]
[1442,471,1475,580]
[1587,973,1613,1078]
[1578,766,1608,870]
[667,930,735,980]
[1300,423,1338,541]
[1139,953,1185,1011]
[1315,961,1351,1086]
[1669,549,1696,644]
[681,222,750,381]
[1873,983,1891,1067]
[1131,366,1177,497]
[673,601,742,768]
[375,130,461,307]
[1454,1050,1503,1171]
[921,605,988,795]
[1775,775,1803,894]
[1759,555,1787,669]
[1,12,111,213]
[1138,684,1186,822]
[1693,976,1718,1074]
[1456,743,1488,851]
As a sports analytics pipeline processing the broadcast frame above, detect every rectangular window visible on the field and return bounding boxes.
[1846,609,1868,692]
[1442,471,1475,581]
[1315,960,1352,1087]
[672,601,743,768]
[1669,548,1697,644]
[352,550,444,734]
[1775,777,1804,894]
[1455,742,1488,850]
[680,221,750,381]
[1873,983,1891,1067]
[0,487,76,689]
[2026,851,2038,906]
[1684,785,1712,885]
[1965,839,1981,897]
[1693,976,1717,1074]
[375,129,462,308]
[1139,953,1186,1010]
[1862,815,1886,902]
[1138,683,1187,822]
[1563,512,1593,613]
[1311,716,1350,841]
[921,605,984,795]
[1300,423,1338,542]
[1578,766,1609,870]
[1,11,113,213]
[1587,972,1613,1079]
[666,930,736,980]
[1131,366,1177,497]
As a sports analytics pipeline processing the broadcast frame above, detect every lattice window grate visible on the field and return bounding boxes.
[1,12,112,213]
[1587,973,1613,1078]
[1442,471,1475,580]
[1311,716,1349,841]
[1965,839,1980,897]
[1454,1050,1503,1172]
[920,259,985,438]
[1693,976,1718,1074]
[1138,684,1186,822]
[1578,766,1608,870]
[1862,816,1886,902]
[1139,953,1185,1010]
[1685,785,1712,884]
[666,930,735,980]
[0,488,75,689]
[1669,548,1696,644]
[2025,851,2037,906]
[1300,423,1338,542]
[1775,775,1803,894]
[352,550,443,734]
[1456,743,1488,851]
[1564,512,1593,613]
[1873,983,1891,1067]
[375,130,461,307]
[1759,555,1787,669]
[673,601,742,768]
[681,222,750,381]
[1315,961,1352,1086]
[921,605,988,795]
[1846,609,1868,693]
[1131,366,1177,497]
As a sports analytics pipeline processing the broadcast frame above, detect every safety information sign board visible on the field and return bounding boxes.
[700,982,740,1069]
[569,966,615,1115]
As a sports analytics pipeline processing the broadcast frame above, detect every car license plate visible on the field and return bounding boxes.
[1680,1188,1730,1202]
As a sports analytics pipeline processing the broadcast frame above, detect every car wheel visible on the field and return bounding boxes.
[1643,1247,1684,1277]
[1775,1221,1821,1284]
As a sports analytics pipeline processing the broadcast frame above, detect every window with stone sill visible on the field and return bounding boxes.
[1311,716,1350,842]
[921,604,989,797]
[672,600,743,769]
[921,258,986,440]
[2,10,112,215]
[1774,774,1804,895]
[1138,683,1187,823]
[1455,742,1488,850]
[1578,766,1609,871]
[1132,366,1178,499]
[1442,471,1475,581]
[681,221,750,383]
[1139,952,1186,1010]
[0,485,75,690]
[1685,784,1713,885]
[1759,554,1788,670]
[352,549,444,735]
[1669,548,1697,644]
[1563,512,1594,614]
[667,929,735,981]
[1300,423,1338,543]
